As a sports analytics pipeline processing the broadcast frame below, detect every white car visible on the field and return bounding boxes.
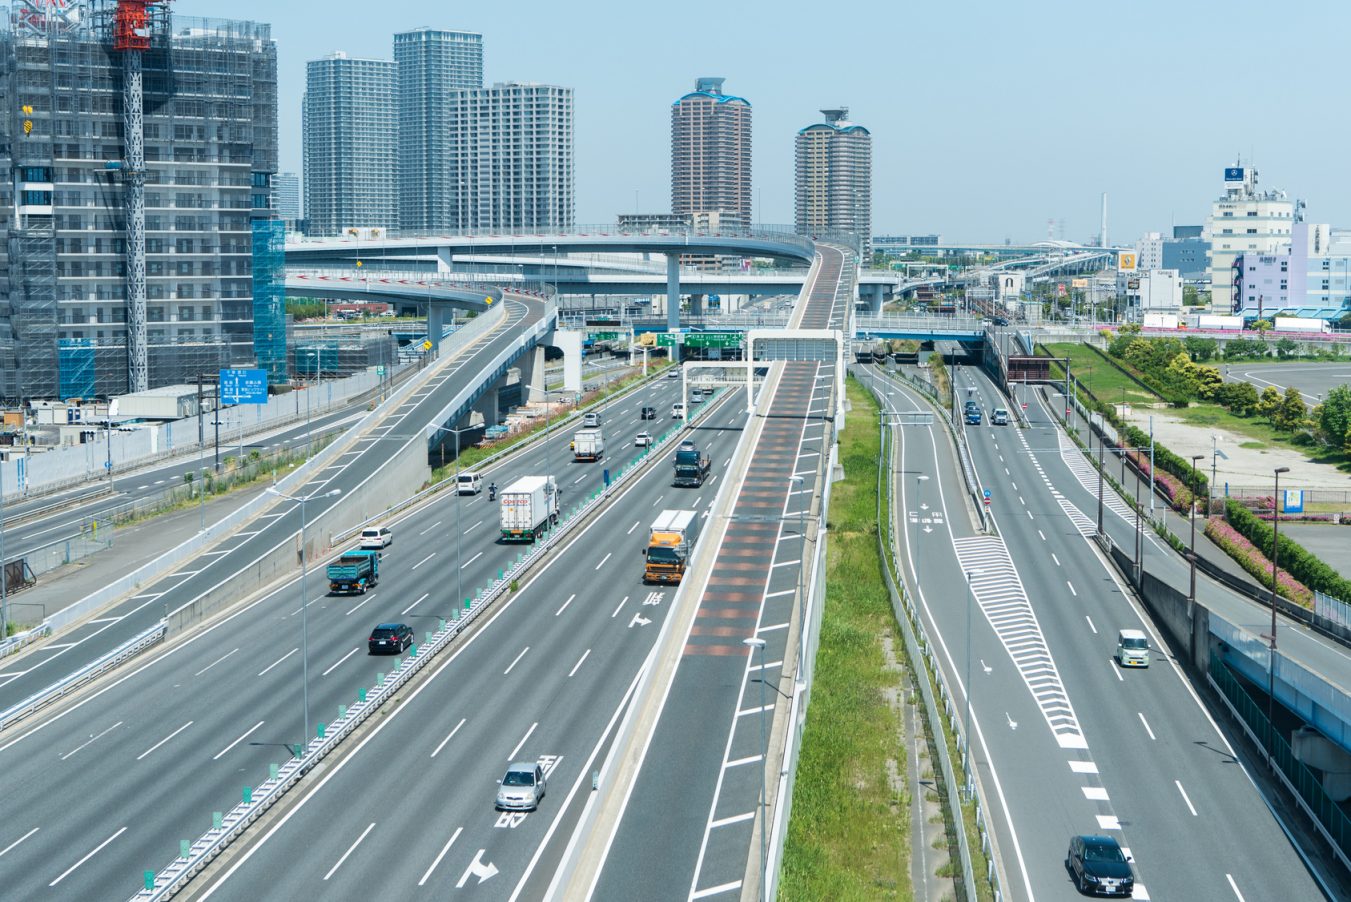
[635,431,653,447]
[359,527,393,549]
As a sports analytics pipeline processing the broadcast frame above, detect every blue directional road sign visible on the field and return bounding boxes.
[219,368,269,404]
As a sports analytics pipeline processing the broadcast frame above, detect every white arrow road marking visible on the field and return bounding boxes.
[629,612,651,628]
[981,661,992,674]
[456,849,499,887]
[1006,713,1018,730]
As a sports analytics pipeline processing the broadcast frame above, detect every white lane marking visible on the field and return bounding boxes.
[737,704,774,717]
[1176,780,1198,816]
[756,622,789,633]
[323,822,376,880]
[0,826,38,857]
[212,720,265,760]
[709,812,755,829]
[1082,786,1109,801]
[136,721,194,761]
[1226,874,1246,901]
[419,521,443,536]
[568,649,591,677]
[691,881,742,899]
[1069,760,1099,774]
[764,589,794,598]
[194,648,240,677]
[431,719,467,759]
[411,552,436,571]
[627,520,640,535]
[503,646,530,675]
[345,595,375,617]
[611,595,629,618]
[461,551,484,569]
[465,519,483,533]
[1085,616,1097,634]
[258,648,298,677]
[1051,553,1061,567]
[572,474,586,485]
[418,826,464,886]
[1138,712,1156,740]
[724,754,762,768]
[555,594,576,616]
[595,552,612,570]
[1038,530,1046,541]
[321,648,359,676]
[60,721,123,761]
[48,826,127,886]
[401,593,429,616]
[508,722,537,761]
[747,659,782,673]
[1019,496,1025,506]
[1095,815,1121,830]
[1067,581,1077,597]
[1026,510,1034,520]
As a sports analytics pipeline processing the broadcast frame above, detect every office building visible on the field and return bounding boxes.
[303,52,397,238]
[1235,222,1351,321]
[671,77,752,229]
[795,107,872,254]
[272,172,300,229]
[445,83,573,231]
[1135,232,1164,271]
[1207,164,1295,312]
[1162,227,1209,283]
[394,28,483,233]
[0,4,279,401]
[873,235,942,254]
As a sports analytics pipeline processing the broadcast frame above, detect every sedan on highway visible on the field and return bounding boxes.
[496,761,546,811]
[368,622,413,654]
[1066,834,1134,896]
[635,431,653,447]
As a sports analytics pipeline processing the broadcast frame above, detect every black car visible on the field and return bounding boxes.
[641,406,656,420]
[368,622,414,655]
[1066,835,1133,896]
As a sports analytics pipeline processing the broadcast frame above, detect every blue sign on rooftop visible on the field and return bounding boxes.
[219,368,268,404]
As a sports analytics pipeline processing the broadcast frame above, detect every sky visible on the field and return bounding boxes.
[176,0,1351,245]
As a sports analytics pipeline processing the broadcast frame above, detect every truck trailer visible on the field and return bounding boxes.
[643,509,701,583]
[573,428,605,462]
[500,476,560,542]
[673,440,710,487]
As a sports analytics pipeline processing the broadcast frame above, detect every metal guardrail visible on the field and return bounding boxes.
[130,386,729,900]
[0,620,166,731]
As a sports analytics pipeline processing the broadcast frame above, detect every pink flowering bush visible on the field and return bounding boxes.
[1204,517,1314,607]
[1124,449,1193,511]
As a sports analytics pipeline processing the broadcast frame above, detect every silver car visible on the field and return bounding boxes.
[496,761,546,811]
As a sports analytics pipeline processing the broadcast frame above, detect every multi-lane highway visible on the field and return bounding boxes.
[872,359,1334,900]
[0,346,717,899]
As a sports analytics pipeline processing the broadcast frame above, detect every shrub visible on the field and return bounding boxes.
[1223,500,1351,604]
[1205,517,1313,607]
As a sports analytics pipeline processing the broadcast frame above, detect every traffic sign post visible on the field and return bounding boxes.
[219,368,268,468]
[683,332,742,350]
[982,489,992,507]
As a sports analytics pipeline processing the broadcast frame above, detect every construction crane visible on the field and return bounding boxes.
[108,0,171,393]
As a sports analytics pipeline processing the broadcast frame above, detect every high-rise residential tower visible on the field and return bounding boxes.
[272,172,301,229]
[671,77,752,229]
[794,107,871,254]
[394,28,483,233]
[1207,164,1295,312]
[0,5,279,400]
[445,83,574,232]
[303,52,397,238]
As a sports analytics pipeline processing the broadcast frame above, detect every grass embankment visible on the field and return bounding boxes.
[1042,342,1161,408]
[927,352,951,410]
[781,378,912,901]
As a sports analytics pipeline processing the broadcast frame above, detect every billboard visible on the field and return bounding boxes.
[1071,278,1089,289]
[1117,252,1137,272]
[219,368,269,404]
[1224,166,1245,182]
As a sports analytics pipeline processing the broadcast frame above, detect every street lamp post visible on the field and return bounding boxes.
[432,423,477,608]
[266,486,342,755]
[1268,466,1290,765]
[913,474,929,583]
[743,636,769,902]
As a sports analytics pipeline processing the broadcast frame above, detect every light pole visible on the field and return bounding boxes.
[198,467,209,532]
[743,635,768,902]
[963,567,984,791]
[913,474,929,583]
[1268,465,1290,765]
[431,423,477,608]
[266,485,342,755]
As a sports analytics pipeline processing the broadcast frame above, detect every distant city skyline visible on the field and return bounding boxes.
[177,0,1351,244]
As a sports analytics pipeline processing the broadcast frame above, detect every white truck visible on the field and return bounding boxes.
[1196,314,1243,331]
[1274,316,1331,334]
[499,476,560,542]
[1142,313,1179,330]
[573,428,604,462]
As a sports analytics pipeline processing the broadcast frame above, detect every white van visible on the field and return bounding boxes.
[582,411,602,428]
[457,473,482,495]
[671,402,686,419]
[360,526,393,549]
[1115,629,1150,668]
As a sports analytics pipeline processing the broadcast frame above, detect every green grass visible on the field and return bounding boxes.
[1168,404,1351,470]
[1042,342,1162,407]
[781,379,913,901]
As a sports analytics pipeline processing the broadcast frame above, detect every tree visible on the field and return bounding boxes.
[1215,380,1259,416]
[1257,386,1283,422]
[1224,337,1269,360]
[1317,384,1351,447]
[1184,336,1218,362]
[1273,385,1308,432]
[1253,319,1273,335]
[1162,352,1202,398]
[1275,337,1299,359]
[1194,365,1224,399]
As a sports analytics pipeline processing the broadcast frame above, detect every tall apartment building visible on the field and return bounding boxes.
[0,4,279,401]
[671,77,752,229]
[794,107,871,254]
[272,172,300,228]
[444,83,573,232]
[1207,164,1295,312]
[303,52,397,238]
[395,28,483,233]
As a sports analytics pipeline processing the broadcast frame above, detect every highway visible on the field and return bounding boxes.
[165,387,748,900]
[0,345,712,899]
[872,359,1332,900]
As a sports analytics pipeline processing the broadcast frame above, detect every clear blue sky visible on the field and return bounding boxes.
[178,0,1351,245]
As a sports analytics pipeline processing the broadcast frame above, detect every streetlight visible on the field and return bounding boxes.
[1268,465,1290,765]
[913,474,929,583]
[266,485,342,755]
[198,467,209,533]
[743,635,768,902]
[963,567,984,793]
[431,423,478,609]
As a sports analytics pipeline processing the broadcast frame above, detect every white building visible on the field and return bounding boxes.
[1136,232,1164,270]
[1137,269,1182,313]
[1207,164,1295,312]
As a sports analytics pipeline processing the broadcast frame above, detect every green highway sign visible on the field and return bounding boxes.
[591,332,619,341]
[683,332,742,349]
[656,333,681,347]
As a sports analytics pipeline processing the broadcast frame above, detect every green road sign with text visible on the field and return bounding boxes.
[656,333,681,347]
[684,332,742,349]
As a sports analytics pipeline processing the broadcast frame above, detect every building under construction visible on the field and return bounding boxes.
[0,0,280,403]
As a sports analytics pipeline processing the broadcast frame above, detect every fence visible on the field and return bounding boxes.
[1208,652,1351,872]
[1315,591,1351,633]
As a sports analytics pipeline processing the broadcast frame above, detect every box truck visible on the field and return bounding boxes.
[643,509,701,583]
[499,476,560,542]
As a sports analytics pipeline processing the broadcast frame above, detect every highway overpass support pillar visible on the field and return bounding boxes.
[549,329,584,395]
[474,385,500,428]
[427,303,447,353]
[666,253,681,334]
[690,293,704,317]
[867,283,885,314]
[517,344,547,404]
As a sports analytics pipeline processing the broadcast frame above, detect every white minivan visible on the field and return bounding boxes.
[360,526,393,550]
[671,402,686,419]
[457,473,482,495]
[1115,629,1150,667]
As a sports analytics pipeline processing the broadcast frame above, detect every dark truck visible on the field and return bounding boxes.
[327,549,380,595]
[673,439,710,487]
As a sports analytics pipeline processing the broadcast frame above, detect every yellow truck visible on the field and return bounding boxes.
[643,509,700,584]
